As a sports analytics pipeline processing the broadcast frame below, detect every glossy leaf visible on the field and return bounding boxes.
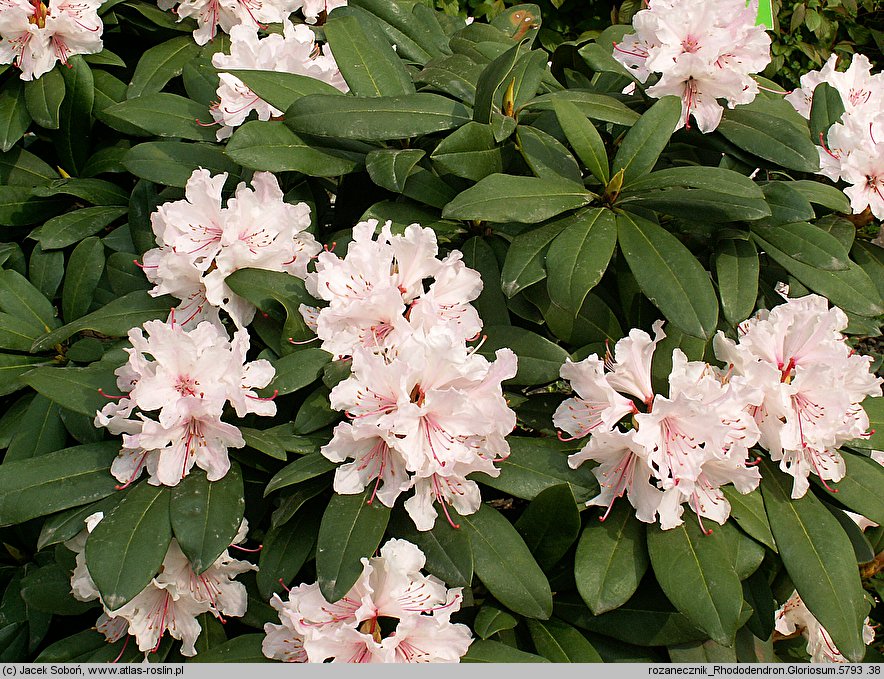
[718,109,820,173]
[553,97,609,183]
[24,69,65,130]
[316,490,391,601]
[527,618,603,663]
[612,96,681,185]
[514,484,581,570]
[478,325,569,385]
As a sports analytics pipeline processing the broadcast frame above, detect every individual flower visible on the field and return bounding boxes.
[293,0,346,24]
[94,318,276,487]
[325,327,517,530]
[612,0,771,132]
[157,0,298,45]
[210,20,347,141]
[775,592,875,663]
[67,514,257,657]
[302,220,483,359]
[714,291,882,499]
[785,54,884,218]
[561,321,763,531]
[142,168,321,328]
[0,0,103,80]
[263,538,472,663]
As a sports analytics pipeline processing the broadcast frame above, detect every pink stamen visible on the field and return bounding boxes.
[278,578,291,593]
[111,635,129,664]
[114,452,148,491]
[246,389,278,402]
[229,543,263,553]
[288,336,320,345]
[98,388,126,400]
[133,259,158,270]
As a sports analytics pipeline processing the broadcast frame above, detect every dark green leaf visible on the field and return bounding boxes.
[431,122,504,181]
[316,490,391,602]
[478,325,569,385]
[24,69,65,130]
[647,520,744,646]
[22,363,119,417]
[20,564,96,615]
[62,237,105,321]
[128,37,201,99]
[499,219,568,297]
[721,487,777,552]
[86,481,172,610]
[265,454,336,496]
[0,186,66,227]
[37,491,129,550]
[718,109,820,173]
[813,453,884,526]
[0,146,57,187]
[714,238,760,326]
[443,174,593,224]
[460,503,552,619]
[32,178,129,206]
[4,395,64,463]
[323,14,415,97]
[617,211,719,339]
[524,91,640,127]
[473,40,525,124]
[752,221,849,271]
[0,80,30,153]
[473,605,518,639]
[527,618,603,662]
[517,125,583,185]
[100,93,215,142]
[553,97,609,183]
[266,349,331,397]
[463,639,549,662]
[387,509,473,587]
[620,188,771,222]
[55,57,94,176]
[286,93,472,141]
[171,466,245,574]
[575,501,649,615]
[809,82,844,145]
[0,441,119,526]
[226,122,362,177]
[365,149,425,192]
[514,484,580,570]
[35,206,128,250]
[613,96,681,185]
[461,236,509,327]
[257,507,320,599]
[187,634,270,663]
[123,142,242,188]
[225,70,344,112]
[760,458,869,662]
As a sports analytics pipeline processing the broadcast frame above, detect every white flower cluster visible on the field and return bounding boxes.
[210,19,348,141]
[0,0,103,80]
[612,0,771,132]
[94,318,276,487]
[142,168,321,329]
[785,54,884,219]
[776,592,875,663]
[301,221,518,530]
[156,0,346,45]
[715,292,881,499]
[559,292,881,530]
[68,513,256,657]
[263,538,472,663]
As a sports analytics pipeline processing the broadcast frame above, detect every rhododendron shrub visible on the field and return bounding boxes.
[0,0,881,666]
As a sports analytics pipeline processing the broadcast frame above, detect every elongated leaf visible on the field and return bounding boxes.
[0,269,58,333]
[620,188,771,222]
[55,57,93,176]
[714,238,760,326]
[759,182,816,226]
[171,466,245,574]
[814,453,884,526]
[527,618,603,663]
[226,121,362,176]
[324,14,414,97]
[460,503,552,619]
[0,80,30,153]
[514,484,580,570]
[809,82,844,145]
[365,149,425,193]
[760,458,869,662]
[225,70,345,112]
[617,212,719,339]
[461,236,509,326]
[613,96,681,185]
[37,491,129,550]
[257,507,321,598]
[621,167,764,199]
[187,634,270,663]
[35,206,128,250]
[431,122,505,181]
[553,97,609,183]
[266,349,331,397]
[32,290,171,352]
[101,93,215,142]
[225,268,313,341]
[575,501,649,614]
[316,490,391,601]
[546,207,616,317]
[4,395,64,462]
[647,520,743,646]
[0,186,66,227]
[0,442,119,526]
[473,605,518,639]
[524,91,640,126]
[22,363,118,417]
[286,93,471,141]
[0,146,57,187]
[475,436,598,503]
[517,125,583,185]
[265,454,336,496]
[20,564,96,616]
[463,639,549,663]
[500,220,568,297]
[718,109,820,173]
[62,237,105,322]
[124,142,242,188]
[387,510,473,587]
[752,222,849,271]
[0,354,54,397]
[477,324,569,386]
[443,174,593,224]
[32,178,129,206]
[24,69,65,130]
[86,482,172,610]
[473,40,525,124]
[753,236,882,317]
[721,487,776,552]
[128,37,201,99]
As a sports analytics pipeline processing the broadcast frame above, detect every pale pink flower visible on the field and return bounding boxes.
[263,539,472,663]
[0,0,103,80]
[776,592,875,663]
[210,20,347,141]
[159,0,299,45]
[295,0,347,23]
